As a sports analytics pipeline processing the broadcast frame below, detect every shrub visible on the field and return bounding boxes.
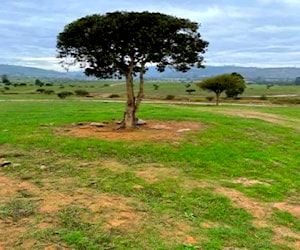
[165,94,175,100]
[260,95,267,100]
[186,89,196,95]
[36,88,46,93]
[44,90,55,95]
[74,89,89,96]
[206,96,214,102]
[108,94,120,98]
[35,79,44,87]
[153,84,159,90]
[57,91,73,99]
[4,87,10,90]
[103,83,110,87]
[45,83,53,86]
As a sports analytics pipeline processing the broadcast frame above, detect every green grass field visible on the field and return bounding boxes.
[0,98,299,249]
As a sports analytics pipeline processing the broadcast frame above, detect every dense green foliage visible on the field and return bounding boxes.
[198,73,246,105]
[57,11,208,78]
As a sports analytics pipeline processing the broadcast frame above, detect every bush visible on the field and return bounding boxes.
[74,89,89,96]
[153,84,159,90]
[57,91,73,99]
[186,89,196,95]
[103,83,110,87]
[206,96,214,102]
[4,87,10,90]
[44,90,55,95]
[35,79,44,87]
[45,83,53,87]
[36,88,46,93]
[108,94,120,98]
[260,95,267,100]
[165,95,175,100]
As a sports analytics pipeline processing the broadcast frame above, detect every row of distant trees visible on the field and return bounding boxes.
[1,75,50,87]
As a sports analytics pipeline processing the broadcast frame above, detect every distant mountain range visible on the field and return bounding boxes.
[1,64,300,82]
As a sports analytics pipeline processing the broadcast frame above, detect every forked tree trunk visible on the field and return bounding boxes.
[119,61,145,129]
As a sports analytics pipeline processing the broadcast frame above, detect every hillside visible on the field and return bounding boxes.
[1,64,300,82]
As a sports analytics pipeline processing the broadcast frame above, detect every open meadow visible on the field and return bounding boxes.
[1,80,300,104]
[0,96,299,249]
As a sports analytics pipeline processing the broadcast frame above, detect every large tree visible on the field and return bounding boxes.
[198,73,246,106]
[57,11,208,128]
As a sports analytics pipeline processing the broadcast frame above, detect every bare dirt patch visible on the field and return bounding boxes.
[0,223,26,248]
[135,166,182,183]
[101,160,127,173]
[232,178,271,186]
[273,227,300,249]
[273,202,300,218]
[220,110,300,130]
[215,186,300,249]
[215,187,270,227]
[220,110,284,124]
[0,175,40,200]
[58,120,203,142]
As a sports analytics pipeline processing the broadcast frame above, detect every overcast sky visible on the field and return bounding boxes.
[1,0,299,71]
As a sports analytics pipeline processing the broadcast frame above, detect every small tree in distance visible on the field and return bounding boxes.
[197,73,246,106]
[2,74,10,85]
[35,79,44,87]
[225,73,246,99]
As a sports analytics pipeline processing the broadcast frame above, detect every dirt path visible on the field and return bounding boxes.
[0,98,291,107]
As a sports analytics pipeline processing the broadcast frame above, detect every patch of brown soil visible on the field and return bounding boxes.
[135,166,182,183]
[89,195,143,231]
[38,189,143,231]
[0,175,39,200]
[180,179,214,190]
[216,187,270,226]
[159,217,193,243]
[220,110,284,124]
[220,110,300,130]
[101,160,127,172]
[0,219,30,249]
[185,236,198,244]
[58,120,203,142]
[216,187,300,249]
[273,226,300,249]
[21,239,37,249]
[232,178,271,186]
[0,172,143,241]
[273,202,300,217]
[200,221,230,229]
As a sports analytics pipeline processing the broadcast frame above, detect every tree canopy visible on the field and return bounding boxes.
[57,11,208,127]
[197,73,246,105]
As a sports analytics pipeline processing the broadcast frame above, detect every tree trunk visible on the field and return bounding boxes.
[119,60,145,129]
[216,93,220,106]
[120,73,136,129]
[134,62,145,118]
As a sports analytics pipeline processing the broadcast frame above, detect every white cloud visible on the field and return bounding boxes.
[0,0,299,70]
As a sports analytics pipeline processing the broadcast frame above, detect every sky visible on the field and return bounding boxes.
[1,0,300,71]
